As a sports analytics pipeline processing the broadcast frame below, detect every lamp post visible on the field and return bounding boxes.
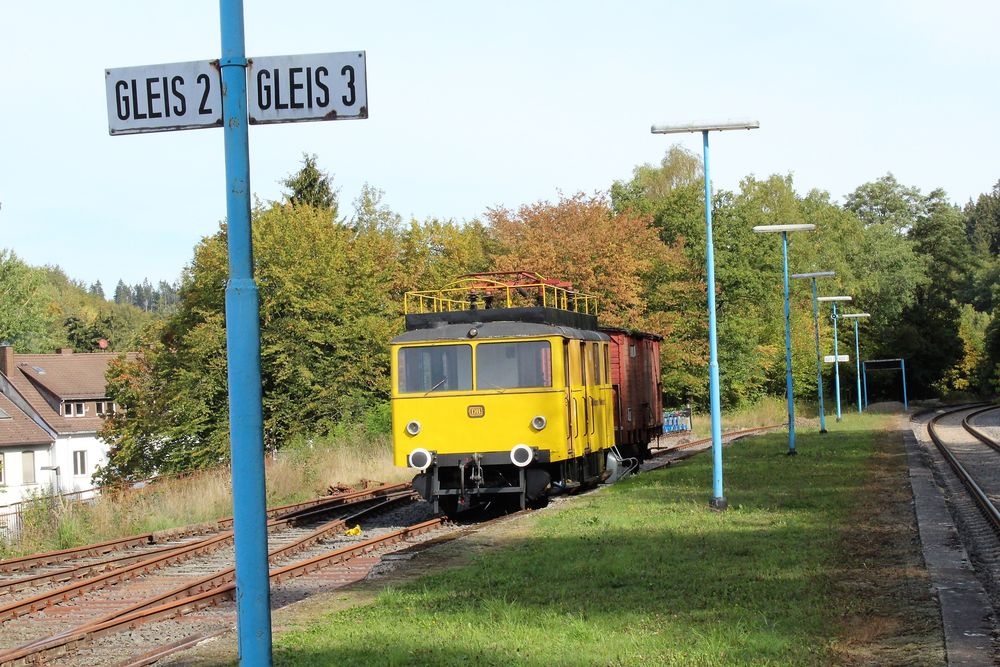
[652,119,759,510]
[818,296,852,421]
[840,313,870,414]
[753,224,815,454]
[790,271,835,433]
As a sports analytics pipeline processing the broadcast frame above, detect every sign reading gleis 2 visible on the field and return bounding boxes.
[106,60,223,135]
[106,51,366,135]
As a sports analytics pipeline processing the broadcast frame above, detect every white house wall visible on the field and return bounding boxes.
[0,444,56,506]
[51,434,106,499]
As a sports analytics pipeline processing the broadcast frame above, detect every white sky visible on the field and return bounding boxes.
[2,1,998,294]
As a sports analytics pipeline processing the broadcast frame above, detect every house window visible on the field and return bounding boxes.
[0,452,5,485]
[22,451,35,485]
[76,402,85,416]
[73,450,87,476]
[96,402,104,416]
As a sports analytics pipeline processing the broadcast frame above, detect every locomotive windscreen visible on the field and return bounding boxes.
[398,344,473,393]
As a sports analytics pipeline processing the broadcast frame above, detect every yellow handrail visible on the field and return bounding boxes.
[404,275,598,316]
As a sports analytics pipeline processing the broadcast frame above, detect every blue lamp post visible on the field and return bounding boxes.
[818,296,851,422]
[652,119,759,510]
[790,271,835,433]
[753,224,815,455]
[840,313,870,414]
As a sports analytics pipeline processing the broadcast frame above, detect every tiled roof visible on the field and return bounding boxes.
[0,393,53,447]
[2,351,134,436]
[13,352,121,400]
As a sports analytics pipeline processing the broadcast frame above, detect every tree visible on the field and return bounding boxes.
[100,195,411,480]
[964,180,1000,256]
[89,281,105,299]
[0,250,59,352]
[280,153,338,213]
[487,192,670,327]
[114,280,131,305]
[843,173,926,233]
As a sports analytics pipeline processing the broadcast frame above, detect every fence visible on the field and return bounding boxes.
[0,487,98,543]
[662,407,692,434]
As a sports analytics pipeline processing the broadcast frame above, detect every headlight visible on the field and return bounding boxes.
[408,448,433,470]
[531,415,547,431]
[510,444,534,467]
[405,420,421,436]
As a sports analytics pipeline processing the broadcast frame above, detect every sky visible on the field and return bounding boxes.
[2,1,998,295]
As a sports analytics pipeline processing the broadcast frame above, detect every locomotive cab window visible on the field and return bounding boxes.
[476,341,552,389]
[398,345,472,393]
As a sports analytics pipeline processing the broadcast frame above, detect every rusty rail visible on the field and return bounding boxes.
[0,485,415,623]
[0,514,442,666]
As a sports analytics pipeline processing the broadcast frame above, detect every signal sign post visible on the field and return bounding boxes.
[106,2,367,663]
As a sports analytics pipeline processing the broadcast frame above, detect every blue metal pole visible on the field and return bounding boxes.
[702,130,726,510]
[901,358,908,410]
[853,320,862,414]
[219,1,273,664]
[810,279,827,433]
[832,302,842,422]
[862,361,868,407]
[781,232,796,454]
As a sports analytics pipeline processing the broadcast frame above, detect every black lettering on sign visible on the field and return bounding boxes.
[161,77,170,118]
[305,67,313,108]
[114,80,130,121]
[197,73,213,115]
[274,70,288,110]
[341,65,356,106]
[314,67,329,107]
[171,76,186,116]
[129,79,147,120]
[289,67,304,109]
[256,69,271,110]
[145,77,162,119]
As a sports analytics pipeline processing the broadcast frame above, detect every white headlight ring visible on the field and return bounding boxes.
[408,448,433,471]
[510,444,534,468]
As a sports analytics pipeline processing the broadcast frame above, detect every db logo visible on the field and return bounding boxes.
[467,405,486,418]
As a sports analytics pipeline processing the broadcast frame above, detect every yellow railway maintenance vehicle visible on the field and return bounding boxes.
[391,272,662,515]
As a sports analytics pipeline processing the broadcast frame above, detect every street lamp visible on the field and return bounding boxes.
[790,271,835,433]
[753,224,816,455]
[817,296,852,421]
[840,313,870,414]
[652,118,759,511]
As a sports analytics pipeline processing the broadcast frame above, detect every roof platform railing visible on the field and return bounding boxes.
[404,272,598,317]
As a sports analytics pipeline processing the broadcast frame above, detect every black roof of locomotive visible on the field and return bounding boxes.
[392,319,609,344]
[404,306,597,333]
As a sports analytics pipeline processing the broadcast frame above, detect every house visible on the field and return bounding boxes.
[0,344,127,507]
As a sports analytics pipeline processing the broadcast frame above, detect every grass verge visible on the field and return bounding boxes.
[271,413,942,666]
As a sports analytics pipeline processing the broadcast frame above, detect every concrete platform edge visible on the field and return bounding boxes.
[904,427,995,666]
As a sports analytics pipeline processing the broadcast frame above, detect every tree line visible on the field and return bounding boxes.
[0,261,157,354]
[22,151,994,484]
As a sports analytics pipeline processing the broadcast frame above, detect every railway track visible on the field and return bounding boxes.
[0,483,445,666]
[925,405,1000,534]
[645,423,783,471]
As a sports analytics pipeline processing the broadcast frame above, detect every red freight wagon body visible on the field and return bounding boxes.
[602,328,663,458]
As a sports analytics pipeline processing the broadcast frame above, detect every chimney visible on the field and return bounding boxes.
[0,343,13,377]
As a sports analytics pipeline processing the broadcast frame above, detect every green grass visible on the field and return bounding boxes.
[273,413,911,666]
